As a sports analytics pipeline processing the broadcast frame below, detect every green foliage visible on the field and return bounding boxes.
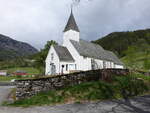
[0,57,33,69]
[143,52,150,70]
[7,91,64,107]
[94,29,150,71]
[7,67,39,75]
[63,81,114,100]
[0,49,19,61]
[0,76,17,81]
[113,75,149,99]
[94,29,150,57]
[121,40,150,71]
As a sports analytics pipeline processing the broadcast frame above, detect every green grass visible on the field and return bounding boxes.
[0,76,17,81]
[121,50,150,72]
[4,73,150,107]
[133,73,150,81]
[5,81,115,107]
[0,67,39,81]
[6,67,39,75]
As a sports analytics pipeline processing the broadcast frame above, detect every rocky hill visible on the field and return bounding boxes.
[0,34,38,61]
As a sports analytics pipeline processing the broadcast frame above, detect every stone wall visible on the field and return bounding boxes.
[15,69,129,100]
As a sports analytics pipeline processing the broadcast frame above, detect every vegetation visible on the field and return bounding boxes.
[0,34,38,61]
[0,58,35,70]
[121,41,150,71]
[32,40,58,74]
[94,29,150,71]
[0,67,39,81]
[0,49,19,61]
[0,76,18,81]
[94,29,150,57]
[4,73,149,107]
[0,40,57,76]
[7,67,39,75]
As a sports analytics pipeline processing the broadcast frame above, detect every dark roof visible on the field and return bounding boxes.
[105,50,123,65]
[70,39,123,65]
[63,11,80,32]
[54,45,74,62]
[70,39,106,59]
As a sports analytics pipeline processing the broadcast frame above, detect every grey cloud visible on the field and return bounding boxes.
[0,0,150,49]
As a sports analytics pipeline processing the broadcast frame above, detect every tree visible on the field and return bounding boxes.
[44,40,58,51]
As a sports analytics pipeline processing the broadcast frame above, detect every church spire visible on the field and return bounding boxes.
[63,8,80,32]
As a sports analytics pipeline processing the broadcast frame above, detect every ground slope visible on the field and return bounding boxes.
[0,34,38,61]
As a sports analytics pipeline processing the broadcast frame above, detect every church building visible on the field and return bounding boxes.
[45,10,124,75]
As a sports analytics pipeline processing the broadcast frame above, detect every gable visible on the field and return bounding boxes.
[45,46,59,62]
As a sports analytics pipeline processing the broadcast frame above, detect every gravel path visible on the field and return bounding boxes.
[0,95,149,113]
[0,86,14,105]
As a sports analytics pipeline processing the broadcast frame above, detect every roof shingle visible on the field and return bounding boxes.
[54,45,74,62]
[70,39,123,65]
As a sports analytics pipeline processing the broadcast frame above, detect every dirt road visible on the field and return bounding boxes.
[0,94,149,113]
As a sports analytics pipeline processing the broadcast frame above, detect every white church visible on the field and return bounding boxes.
[45,10,124,75]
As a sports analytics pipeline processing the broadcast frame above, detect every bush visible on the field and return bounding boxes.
[113,75,149,99]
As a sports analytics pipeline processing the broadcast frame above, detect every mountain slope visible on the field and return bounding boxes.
[94,29,150,71]
[94,29,150,57]
[0,34,38,61]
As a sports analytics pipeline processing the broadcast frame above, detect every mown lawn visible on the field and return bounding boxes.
[0,67,39,81]
[0,76,17,81]
[4,73,150,107]
[7,67,39,75]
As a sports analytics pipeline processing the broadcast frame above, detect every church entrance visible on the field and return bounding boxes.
[50,63,56,75]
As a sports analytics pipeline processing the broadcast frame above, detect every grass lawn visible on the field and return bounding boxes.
[4,73,150,107]
[0,76,17,82]
[0,67,39,81]
[7,67,39,75]
[121,52,150,72]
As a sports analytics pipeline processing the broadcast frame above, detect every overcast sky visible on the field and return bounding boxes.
[0,0,150,49]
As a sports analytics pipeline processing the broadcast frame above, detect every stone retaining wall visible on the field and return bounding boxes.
[15,69,129,100]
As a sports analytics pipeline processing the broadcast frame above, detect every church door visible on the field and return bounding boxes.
[50,63,56,75]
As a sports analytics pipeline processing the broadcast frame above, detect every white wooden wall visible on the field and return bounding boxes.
[45,46,60,75]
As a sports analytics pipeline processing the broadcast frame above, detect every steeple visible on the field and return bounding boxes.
[63,9,80,32]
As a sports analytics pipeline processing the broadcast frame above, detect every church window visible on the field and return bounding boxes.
[51,53,54,61]
[66,64,68,71]
[103,61,106,68]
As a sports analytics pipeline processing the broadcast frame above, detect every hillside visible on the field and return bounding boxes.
[94,29,150,71]
[0,34,38,61]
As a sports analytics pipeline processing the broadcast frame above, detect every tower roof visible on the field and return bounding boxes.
[63,10,80,32]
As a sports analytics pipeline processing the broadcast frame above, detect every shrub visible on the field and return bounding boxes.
[114,75,149,99]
